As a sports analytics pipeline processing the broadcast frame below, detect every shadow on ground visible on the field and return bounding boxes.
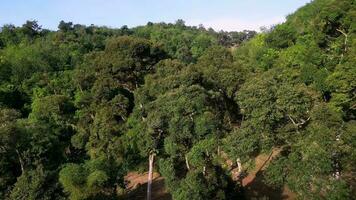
[124,173,172,200]
[243,170,292,200]
[241,149,296,200]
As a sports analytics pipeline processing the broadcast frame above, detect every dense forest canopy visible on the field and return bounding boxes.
[0,0,355,199]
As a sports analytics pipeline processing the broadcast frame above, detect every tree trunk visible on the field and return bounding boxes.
[336,28,348,63]
[147,153,155,200]
[16,149,24,174]
[185,155,190,171]
[237,158,242,173]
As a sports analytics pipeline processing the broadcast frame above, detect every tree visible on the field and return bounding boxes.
[0,108,22,198]
[0,1,355,198]
[58,21,73,32]
[21,20,42,39]
[265,104,355,199]
[0,107,65,199]
[237,68,318,146]
[10,167,64,200]
[327,62,356,119]
[59,156,123,200]
[128,59,240,199]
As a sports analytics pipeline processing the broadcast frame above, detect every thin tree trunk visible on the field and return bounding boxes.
[237,158,242,173]
[16,149,24,174]
[147,153,155,200]
[185,155,190,171]
[336,28,348,64]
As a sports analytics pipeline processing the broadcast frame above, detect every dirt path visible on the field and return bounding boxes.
[242,149,281,187]
[242,149,296,200]
[124,172,172,200]
[124,149,296,200]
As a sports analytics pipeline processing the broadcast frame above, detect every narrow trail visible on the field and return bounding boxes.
[124,172,172,200]
[241,148,296,200]
[242,148,281,187]
[124,149,296,200]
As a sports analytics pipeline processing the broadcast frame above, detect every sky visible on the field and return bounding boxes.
[1,0,312,31]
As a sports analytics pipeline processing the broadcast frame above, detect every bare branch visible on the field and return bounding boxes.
[336,29,347,37]
[288,115,310,128]
[288,115,298,126]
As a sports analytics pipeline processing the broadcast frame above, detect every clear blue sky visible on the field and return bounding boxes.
[1,0,311,31]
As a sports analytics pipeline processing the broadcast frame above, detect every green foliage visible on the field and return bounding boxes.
[327,62,356,118]
[9,167,64,200]
[265,24,297,49]
[133,21,253,63]
[0,1,355,199]
[237,68,319,148]
[59,157,122,200]
[222,128,259,162]
[127,56,242,198]
[264,103,355,199]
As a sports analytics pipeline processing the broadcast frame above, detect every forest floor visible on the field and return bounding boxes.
[124,171,172,200]
[242,149,296,200]
[124,149,296,200]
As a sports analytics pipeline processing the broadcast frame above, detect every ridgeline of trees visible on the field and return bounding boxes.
[0,0,355,199]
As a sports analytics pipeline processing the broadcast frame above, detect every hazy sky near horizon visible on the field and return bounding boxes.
[1,0,311,31]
